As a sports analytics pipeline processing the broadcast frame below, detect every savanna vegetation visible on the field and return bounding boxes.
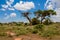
[0,10,60,40]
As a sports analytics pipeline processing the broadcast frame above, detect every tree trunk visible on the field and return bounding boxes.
[41,17,45,24]
[26,16,32,25]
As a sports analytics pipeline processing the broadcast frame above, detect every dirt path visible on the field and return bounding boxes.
[14,34,48,40]
[0,34,60,40]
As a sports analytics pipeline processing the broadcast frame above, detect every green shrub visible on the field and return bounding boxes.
[16,24,21,26]
[15,30,27,36]
[40,26,60,38]
[13,27,28,36]
[0,32,7,36]
[32,18,40,25]
[41,30,54,37]
[24,23,29,26]
[32,24,44,34]
[43,19,53,25]
[34,24,44,31]
[26,27,32,32]
[32,29,38,34]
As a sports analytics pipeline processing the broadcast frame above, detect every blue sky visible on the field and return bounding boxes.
[0,0,60,23]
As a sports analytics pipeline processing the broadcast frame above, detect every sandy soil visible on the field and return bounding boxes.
[0,34,60,40]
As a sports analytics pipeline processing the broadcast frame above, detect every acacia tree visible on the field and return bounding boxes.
[34,10,56,24]
[34,10,43,19]
[22,12,32,25]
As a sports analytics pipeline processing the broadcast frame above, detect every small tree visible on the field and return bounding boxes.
[22,12,32,25]
[34,10,56,24]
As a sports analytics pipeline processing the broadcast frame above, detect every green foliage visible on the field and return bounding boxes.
[40,26,60,38]
[15,30,27,36]
[32,29,38,34]
[26,27,32,32]
[0,23,3,26]
[34,10,43,18]
[16,23,21,26]
[41,30,54,37]
[34,24,44,31]
[31,18,40,25]
[32,24,44,34]
[0,22,60,39]
[34,10,56,24]
[43,19,53,25]
[0,32,7,36]
[24,23,29,26]
[12,26,28,36]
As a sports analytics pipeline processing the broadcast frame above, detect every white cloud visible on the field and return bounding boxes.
[45,0,60,9]
[10,0,14,3]
[14,1,35,11]
[0,8,6,11]
[8,8,14,10]
[2,5,8,9]
[1,0,34,11]
[1,0,14,11]
[45,0,60,22]
[46,2,53,10]
[10,13,16,17]
[2,0,14,8]
[6,0,14,7]
[4,13,16,19]
[20,1,23,4]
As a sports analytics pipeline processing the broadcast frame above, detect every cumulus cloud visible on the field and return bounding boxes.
[14,1,35,11]
[45,2,53,10]
[0,8,6,11]
[1,0,14,11]
[6,0,14,7]
[4,13,16,19]
[2,5,8,9]
[1,0,35,11]
[45,0,60,9]
[8,8,14,10]
[45,0,60,22]
[10,13,16,17]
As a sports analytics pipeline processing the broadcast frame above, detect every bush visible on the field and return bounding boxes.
[32,29,38,34]
[40,26,60,38]
[0,32,7,36]
[24,23,29,26]
[32,24,44,34]
[15,30,27,36]
[32,18,40,25]
[16,23,21,26]
[43,19,53,25]
[41,30,54,37]
[26,27,32,32]
[13,27,28,36]
[34,24,44,31]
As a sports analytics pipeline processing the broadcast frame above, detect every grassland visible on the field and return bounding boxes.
[0,22,60,40]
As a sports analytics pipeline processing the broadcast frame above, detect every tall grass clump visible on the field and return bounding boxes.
[13,26,28,36]
[32,24,44,34]
[40,26,60,39]
[0,32,7,36]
